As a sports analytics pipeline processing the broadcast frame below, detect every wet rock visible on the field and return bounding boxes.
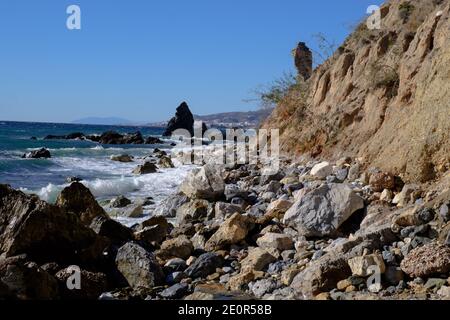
[154,193,189,217]
[110,154,134,163]
[56,182,108,225]
[257,233,294,251]
[180,164,225,200]
[0,185,99,263]
[112,204,144,218]
[160,283,189,299]
[145,136,163,144]
[66,176,83,183]
[158,235,193,260]
[90,216,133,244]
[205,213,253,251]
[132,162,158,175]
[22,148,51,159]
[401,242,450,278]
[110,195,132,208]
[115,242,164,289]
[184,252,224,279]
[348,254,386,277]
[153,148,167,157]
[283,183,364,237]
[158,155,175,168]
[55,267,108,299]
[310,162,333,179]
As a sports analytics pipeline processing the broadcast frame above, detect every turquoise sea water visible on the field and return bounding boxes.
[0,121,193,224]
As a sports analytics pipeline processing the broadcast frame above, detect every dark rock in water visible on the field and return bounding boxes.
[22,148,51,159]
[99,131,124,144]
[115,242,164,290]
[145,136,163,144]
[66,176,83,183]
[153,148,167,157]
[44,132,85,140]
[85,134,101,143]
[110,195,132,208]
[132,162,158,175]
[56,182,108,226]
[90,215,133,245]
[65,132,85,140]
[158,155,175,168]
[160,283,189,299]
[110,154,134,163]
[55,267,108,300]
[184,252,224,279]
[163,102,195,137]
[0,256,59,299]
[122,131,144,144]
[98,131,145,145]
[0,184,99,263]
[30,136,37,140]
[44,134,67,140]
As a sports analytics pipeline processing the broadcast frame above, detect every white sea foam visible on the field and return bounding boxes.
[83,176,144,198]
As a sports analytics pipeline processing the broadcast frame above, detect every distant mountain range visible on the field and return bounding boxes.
[147,108,274,129]
[71,117,136,126]
[73,108,273,128]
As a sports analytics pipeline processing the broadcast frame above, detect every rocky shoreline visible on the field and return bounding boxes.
[1,149,450,300]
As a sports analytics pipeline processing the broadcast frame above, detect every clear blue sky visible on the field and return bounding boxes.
[0,0,383,123]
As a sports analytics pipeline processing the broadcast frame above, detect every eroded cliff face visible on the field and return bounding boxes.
[263,0,450,183]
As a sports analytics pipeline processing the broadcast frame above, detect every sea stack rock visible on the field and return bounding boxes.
[294,42,313,81]
[163,102,195,137]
